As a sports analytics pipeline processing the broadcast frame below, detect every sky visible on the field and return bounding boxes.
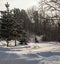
[0,0,39,10]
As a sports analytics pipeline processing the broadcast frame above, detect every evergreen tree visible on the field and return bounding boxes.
[12,8,24,46]
[0,3,28,46]
[0,2,14,46]
[11,8,28,45]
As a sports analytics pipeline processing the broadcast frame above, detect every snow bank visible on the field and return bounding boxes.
[0,41,60,64]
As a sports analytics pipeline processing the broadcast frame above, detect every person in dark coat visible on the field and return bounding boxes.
[35,36,39,43]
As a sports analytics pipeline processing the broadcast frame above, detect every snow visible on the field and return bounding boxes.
[0,41,60,64]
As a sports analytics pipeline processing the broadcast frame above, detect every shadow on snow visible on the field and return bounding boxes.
[37,51,60,57]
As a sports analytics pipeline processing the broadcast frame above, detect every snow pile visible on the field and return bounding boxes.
[0,41,60,64]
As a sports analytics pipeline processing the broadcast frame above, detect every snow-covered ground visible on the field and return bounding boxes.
[0,40,60,64]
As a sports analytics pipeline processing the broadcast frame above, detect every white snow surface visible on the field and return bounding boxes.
[0,40,60,64]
